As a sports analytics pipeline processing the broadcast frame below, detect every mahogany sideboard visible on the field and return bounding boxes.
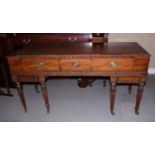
[7,42,150,115]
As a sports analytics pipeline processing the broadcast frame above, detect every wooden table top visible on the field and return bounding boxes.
[9,42,150,56]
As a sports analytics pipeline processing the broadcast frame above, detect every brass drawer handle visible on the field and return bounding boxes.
[110,61,117,68]
[35,62,45,67]
[68,37,77,42]
[74,37,77,41]
[72,61,80,67]
[22,39,31,44]
[68,37,71,41]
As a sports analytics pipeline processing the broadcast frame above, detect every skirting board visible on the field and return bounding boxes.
[148,68,155,74]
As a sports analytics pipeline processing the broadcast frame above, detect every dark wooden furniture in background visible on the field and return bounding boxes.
[0,48,13,96]
[7,42,150,114]
[0,34,15,88]
[1,33,108,88]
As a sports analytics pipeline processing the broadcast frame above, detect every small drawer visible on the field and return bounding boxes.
[60,58,92,71]
[21,56,59,72]
[92,58,134,71]
[117,76,141,83]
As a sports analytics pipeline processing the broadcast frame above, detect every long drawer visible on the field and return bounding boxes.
[13,34,92,45]
[8,56,59,73]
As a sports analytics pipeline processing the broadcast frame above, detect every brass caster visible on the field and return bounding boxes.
[135,111,140,115]
[110,110,115,115]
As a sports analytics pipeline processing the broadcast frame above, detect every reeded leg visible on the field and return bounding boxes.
[34,84,40,93]
[128,84,132,94]
[110,78,117,115]
[16,82,27,112]
[135,82,144,115]
[40,80,50,113]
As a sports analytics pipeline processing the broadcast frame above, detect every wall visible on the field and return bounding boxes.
[109,33,155,73]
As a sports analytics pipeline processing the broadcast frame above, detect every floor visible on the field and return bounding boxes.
[0,76,155,122]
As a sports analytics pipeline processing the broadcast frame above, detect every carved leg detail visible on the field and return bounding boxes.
[34,84,40,93]
[128,84,132,94]
[40,81,50,113]
[110,79,116,115]
[135,82,144,115]
[16,82,27,112]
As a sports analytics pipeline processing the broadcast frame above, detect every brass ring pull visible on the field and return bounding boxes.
[22,39,31,44]
[72,61,80,67]
[110,61,117,68]
[35,62,45,67]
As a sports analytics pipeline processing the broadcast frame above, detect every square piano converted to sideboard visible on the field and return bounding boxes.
[7,41,150,115]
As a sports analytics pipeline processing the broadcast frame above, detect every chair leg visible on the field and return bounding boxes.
[34,84,40,93]
[103,79,106,87]
[128,84,132,94]
[89,78,94,87]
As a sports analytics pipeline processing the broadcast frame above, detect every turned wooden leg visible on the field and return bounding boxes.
[128,84,132,94]
[110,78,117,115]
[40,80,50,113]
[135,82,144,115]
[34,84,40,93]
[16,82,27,112]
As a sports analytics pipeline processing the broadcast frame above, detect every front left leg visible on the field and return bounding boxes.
[16,82,27,112]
